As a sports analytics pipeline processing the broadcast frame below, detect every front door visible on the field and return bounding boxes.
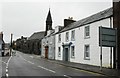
[45,47,48,59]
[65,48,69,61]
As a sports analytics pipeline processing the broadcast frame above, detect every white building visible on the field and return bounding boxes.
[55,8,113,68]
[41,30,55,59]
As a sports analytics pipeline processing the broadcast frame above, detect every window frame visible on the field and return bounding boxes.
[84,44,90,60]
[84,25,90,38]
[66,32,69,42]
[71,46,75,58]
[58,34,61,42]
[71,30,75,41]
[58,47,61,57]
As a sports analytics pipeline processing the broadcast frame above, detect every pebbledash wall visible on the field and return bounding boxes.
[55,8,114,68]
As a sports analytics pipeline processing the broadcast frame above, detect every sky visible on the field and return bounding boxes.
[0,0,112,43]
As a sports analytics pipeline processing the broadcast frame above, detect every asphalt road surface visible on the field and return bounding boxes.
[1,50,106,78]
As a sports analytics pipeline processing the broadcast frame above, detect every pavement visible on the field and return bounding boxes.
[26,53,120,77]
[48,59,120,77]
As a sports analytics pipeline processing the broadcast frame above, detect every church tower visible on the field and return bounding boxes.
[45,9,53,36]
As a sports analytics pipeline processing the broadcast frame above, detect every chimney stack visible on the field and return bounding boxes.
[64,17,76,27]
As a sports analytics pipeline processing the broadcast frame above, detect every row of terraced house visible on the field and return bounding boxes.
[14,2,120,69]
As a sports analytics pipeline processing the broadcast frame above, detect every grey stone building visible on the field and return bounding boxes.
[27,31,45,55]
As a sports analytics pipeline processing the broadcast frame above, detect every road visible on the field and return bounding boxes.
[1,50,106,78]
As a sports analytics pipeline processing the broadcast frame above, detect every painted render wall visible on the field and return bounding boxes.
[41,35,55,59]
[55,17,114,68]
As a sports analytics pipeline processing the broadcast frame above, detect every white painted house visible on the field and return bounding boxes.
[55,8,113,68]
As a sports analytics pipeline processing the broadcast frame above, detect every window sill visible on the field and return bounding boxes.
[71,56,75,59]
[71,39,75,41]
[84,36,90,39]
[58,55,61,57]
[84,57,90,60]
[66,40,69,42]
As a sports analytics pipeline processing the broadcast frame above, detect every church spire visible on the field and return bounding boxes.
[45,8,53,36]
[46,8,52,23]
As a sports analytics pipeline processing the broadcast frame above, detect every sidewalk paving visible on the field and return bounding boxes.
[48,59,120,77]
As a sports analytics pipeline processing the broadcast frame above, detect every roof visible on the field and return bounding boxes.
[58,7,113,33]
[28,31,45,40]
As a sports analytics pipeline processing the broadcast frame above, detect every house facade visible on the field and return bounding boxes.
[27,31,45,55]
[55,8,114,68]
[41,30,55,59]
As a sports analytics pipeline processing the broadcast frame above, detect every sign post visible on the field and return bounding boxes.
[99,26,117,70]
[99,26,102,71]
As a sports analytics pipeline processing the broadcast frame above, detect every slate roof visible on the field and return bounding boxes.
[28,31,45,40]
[58,7,113,33]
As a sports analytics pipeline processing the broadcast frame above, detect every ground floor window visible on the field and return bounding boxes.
[58,47,61,57]
[71,46,75,58]
[84,45,90,60]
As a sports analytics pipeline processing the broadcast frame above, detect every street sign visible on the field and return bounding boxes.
[99,26,117,71]
[99,26,117,47]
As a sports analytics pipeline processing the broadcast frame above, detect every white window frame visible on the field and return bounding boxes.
[71,46,75,58]
[85,25,90,38]
[58,47,61,57]
[71,30,75,41]
[84,45,90,60]
[66,32,69,42]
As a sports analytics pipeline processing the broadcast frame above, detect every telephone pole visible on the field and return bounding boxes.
[10,33,13,56]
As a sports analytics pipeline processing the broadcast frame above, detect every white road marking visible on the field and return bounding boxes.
[6,69,8,73]
[6,66,8,69]
[63,75,72,78]
[37,65,56,73]
[27,61,34,64]
[6,56,12,66]
[6,73,8,77]
[5,56,12,78]
[30,56,33,58]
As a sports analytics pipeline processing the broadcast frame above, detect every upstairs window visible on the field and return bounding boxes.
[66,32,69,42]
[58,34,61,42]
[85,26,90,38]
[71,30,75,41]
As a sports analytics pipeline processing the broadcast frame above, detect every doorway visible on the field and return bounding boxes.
[65,48,69,61]
[45,46,48,59]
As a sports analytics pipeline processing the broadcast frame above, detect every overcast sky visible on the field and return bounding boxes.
[0,0,112,43]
